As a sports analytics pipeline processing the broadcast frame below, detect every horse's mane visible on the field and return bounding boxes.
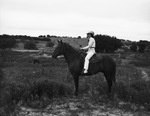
[63,42,83,54]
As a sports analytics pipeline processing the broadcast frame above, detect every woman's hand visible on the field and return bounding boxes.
[81,46,89,50]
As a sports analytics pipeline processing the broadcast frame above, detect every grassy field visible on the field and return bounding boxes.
[0,46,150,115]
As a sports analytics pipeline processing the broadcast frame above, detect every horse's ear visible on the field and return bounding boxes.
[60,40,62,43]
[57,40,60,43]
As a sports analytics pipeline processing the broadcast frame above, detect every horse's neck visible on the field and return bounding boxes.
[63,45,80,64]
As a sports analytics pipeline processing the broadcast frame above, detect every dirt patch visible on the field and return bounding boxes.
[18,96,149,116]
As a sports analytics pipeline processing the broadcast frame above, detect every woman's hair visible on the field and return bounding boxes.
[88,33,94,38]
[91,34,94,38]
[87,31,94,37]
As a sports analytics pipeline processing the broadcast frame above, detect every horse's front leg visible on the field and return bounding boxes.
[72,74,79,96]
[104,72,113,97]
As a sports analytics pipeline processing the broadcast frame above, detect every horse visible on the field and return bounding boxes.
[52,40,116,96]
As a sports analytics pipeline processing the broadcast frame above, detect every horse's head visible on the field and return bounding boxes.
[52,40,64,59]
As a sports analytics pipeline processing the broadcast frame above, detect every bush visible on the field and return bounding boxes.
[46,41,55,47]
[130,60,150,67]
[0,78,73,112]
[130,42,137,52]
[0,81,30,116]
[30,78,72,99]
[27,79,72,108]
[0,38,17,49]
[116,80,150,105]
[24,41,37,50]
[138,40,149,53]
[89,79,150,107]
[94,34,122,53]
[129,53,150,67]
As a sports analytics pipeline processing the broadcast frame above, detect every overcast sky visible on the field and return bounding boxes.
[0,0,150,41]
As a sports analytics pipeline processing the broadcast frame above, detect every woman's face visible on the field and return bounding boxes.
[87,33,91,38]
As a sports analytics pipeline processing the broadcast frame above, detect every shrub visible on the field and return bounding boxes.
[0,38,17,49]
[30,78,72,99]
[94,34,122,53]
[77,36,81,39]
[24,41,37,50]
[129,53,150,67]
[0,78,73,114]
[130,42,137,52]
[138,41,148,53]
[46,41,55,47]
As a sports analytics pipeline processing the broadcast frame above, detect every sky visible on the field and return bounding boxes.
[0,0,150,41]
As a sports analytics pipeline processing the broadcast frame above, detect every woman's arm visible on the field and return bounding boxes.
[81,38,94,50]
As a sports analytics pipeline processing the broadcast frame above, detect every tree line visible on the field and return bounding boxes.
[130,40,150,53]
[0,34,51,41]
[94,34,122,53]
[94,34,150,53]
[0,34,150,53]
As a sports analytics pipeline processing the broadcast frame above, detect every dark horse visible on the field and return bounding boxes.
[52,40,116,96]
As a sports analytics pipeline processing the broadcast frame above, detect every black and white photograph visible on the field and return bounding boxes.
[0,0,150,115]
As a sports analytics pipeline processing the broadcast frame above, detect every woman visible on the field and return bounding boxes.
[81,31,96,74]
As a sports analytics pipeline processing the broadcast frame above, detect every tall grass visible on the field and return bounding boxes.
[85,63,150,109]
[1,51,150,115]
[0,51,73,115]
[129,53,150,67]
[0,78,73,115]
